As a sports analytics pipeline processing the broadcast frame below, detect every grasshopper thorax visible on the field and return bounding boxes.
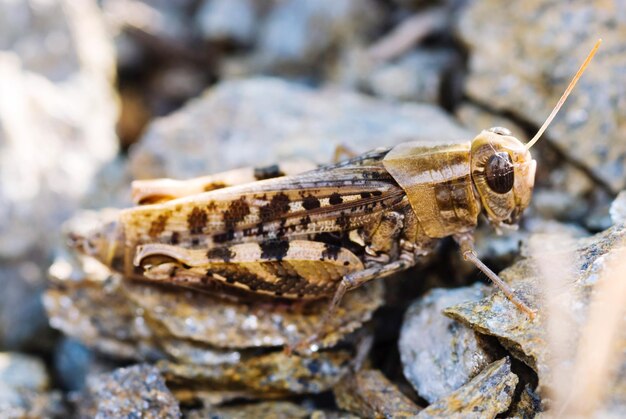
[470,127,537,229]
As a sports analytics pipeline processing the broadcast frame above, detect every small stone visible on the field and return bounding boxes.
[334,369,422,418]
[399,284,494,403]
[78,364,181,418]
[417,358,518,418]
[0,353,48,392]
[195,0,258,45]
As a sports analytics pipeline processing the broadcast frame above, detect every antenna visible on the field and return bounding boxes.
[526,39,602,150]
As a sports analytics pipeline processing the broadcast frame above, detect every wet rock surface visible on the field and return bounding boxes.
[399,284,495,403]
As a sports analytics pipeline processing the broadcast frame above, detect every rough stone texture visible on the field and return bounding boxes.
[417,358,518,418]
[508,384,543,419]
[129,77,472,179]
[78,364,181,418]
[457,0,626,192]
[160,350,352,399]
[0,352,65,418]
[334,369,422,418]
[126,279,383,350]
[445,224,626,415]
[187,401,359,419]
[399,284,495,403]
[0,0,118,351]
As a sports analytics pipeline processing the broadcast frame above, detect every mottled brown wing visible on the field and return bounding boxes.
[134,240,365,299]
[120,150,405,249]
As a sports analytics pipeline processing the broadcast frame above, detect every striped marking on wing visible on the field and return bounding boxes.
[135,240,364,298]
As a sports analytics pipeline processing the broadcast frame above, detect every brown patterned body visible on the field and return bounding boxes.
[91,143,484,301]
[75,129,536,315]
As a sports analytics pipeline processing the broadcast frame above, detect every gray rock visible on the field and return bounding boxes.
[418,358,518,418]
[0,352,65,417]
[53,338,94,392]
[610,191,626,225]
[130,77,472,179]
[457,0,626,192]
[0,261,52,350]
[367,48,461,104]
[0,352,48,391]
[256,0,380,70]
[79,364,182,418]
[399,284,494,403]
[334,369,422,417]
[0,0,118,260]
[195,0,258,45]
[445,223,626,416]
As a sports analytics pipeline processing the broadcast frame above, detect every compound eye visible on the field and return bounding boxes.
[485,152,514,194]
[488,127,512,136]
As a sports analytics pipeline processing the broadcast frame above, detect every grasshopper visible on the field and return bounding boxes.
[71,40,600,351]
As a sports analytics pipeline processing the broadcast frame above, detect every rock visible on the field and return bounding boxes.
[126,279,383,350]
[610,191,626,224]
[457,0,626,192]
[78,364,182,418]
[366,48,462,105]
[0,352,65,418]
[0,353,48,392]
[130,77,472,179]
[0,261,53,350]
[256,0,380,72]
[445,223,626,416]
[195,0,259,45]
[160,350,352,400]
[0,385,65,419]
[53,338,95,392]
[417,357,518,418]
[0,0,118,259]
[334,369,422,417]
[186,401,358,419]
[0,0,117,350]
[508,384,543,418]
[399,284,495,403]
[455,103,529,143]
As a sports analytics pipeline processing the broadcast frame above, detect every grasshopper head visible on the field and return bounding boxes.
[470,127,537,229]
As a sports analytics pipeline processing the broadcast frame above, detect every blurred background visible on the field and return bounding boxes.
[0,0,624,416]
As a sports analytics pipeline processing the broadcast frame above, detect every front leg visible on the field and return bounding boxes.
[454,233,536,319]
